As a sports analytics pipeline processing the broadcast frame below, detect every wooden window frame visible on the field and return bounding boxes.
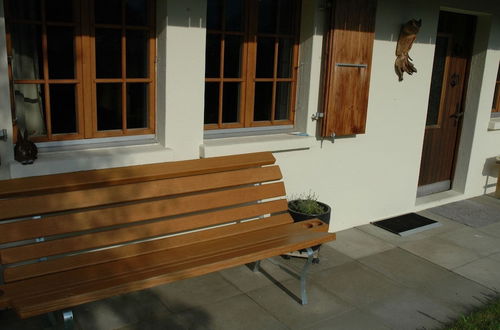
[492,62,500,113]
[4,0,156,142]
[204,0,301,130]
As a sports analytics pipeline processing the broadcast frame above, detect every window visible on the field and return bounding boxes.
[204,0,300,130]
[4,0,156,142]
[492,63,500,114]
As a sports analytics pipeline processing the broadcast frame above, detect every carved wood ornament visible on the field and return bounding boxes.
[395,19,422,81]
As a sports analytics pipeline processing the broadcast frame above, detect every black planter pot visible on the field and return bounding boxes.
[288,201,331,225]
[288,201,331,251]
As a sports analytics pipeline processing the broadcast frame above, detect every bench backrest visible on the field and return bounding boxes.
[0,152,290,284]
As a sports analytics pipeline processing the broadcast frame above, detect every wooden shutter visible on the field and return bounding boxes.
[321,0,377,137]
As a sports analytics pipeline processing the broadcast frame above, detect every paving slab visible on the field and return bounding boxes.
[247,278,353,329]
[438,227,500,257]
[325,228,394,259]
[363,289,458,330]
[400,235,480,269]
[300,309,391,330]
[0,309,54,330]
[418,272,497,314]
[428,198,500,227]
[453,257,500,291]
[490,252,500,262]
[477,221,500,238]
[312,261,405,308]
[219,258,293,293]
[173,294,287,330]
[73,290,169,330]
[358,248,452,289]
[149,272,241,313]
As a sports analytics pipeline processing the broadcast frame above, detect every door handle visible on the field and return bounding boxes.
[450,111,464,119]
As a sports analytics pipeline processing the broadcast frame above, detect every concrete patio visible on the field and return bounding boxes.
[1,195,500,330]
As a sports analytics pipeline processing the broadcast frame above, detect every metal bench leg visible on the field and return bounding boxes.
[252,260,261,273]
[300,248,314,305]
[62,310,74,330]
[47,309,74,330]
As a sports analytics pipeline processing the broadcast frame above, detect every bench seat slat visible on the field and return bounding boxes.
[1,220,328,305]
[0,183,286,264]
[0,152,276,198]
[0,165,282,221]
[4,204,289,282]
[8,225,334,318]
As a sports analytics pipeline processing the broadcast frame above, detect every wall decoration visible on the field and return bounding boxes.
[14,129,38,165]
[395,19,422,81]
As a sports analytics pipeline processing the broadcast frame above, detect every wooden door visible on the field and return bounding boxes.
[417,12,475,195]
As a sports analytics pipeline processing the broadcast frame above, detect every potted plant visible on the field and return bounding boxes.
[288,192,331,225]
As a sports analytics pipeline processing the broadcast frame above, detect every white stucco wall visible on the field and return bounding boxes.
[0,0,499,232]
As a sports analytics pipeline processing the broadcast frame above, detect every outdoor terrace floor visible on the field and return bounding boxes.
[1,195,500,330]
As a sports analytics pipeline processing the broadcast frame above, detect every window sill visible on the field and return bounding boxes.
[200,132,315,158]
[9,143,174,179]
[488,117,500,130]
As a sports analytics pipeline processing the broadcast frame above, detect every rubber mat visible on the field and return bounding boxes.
[372,213,441,236]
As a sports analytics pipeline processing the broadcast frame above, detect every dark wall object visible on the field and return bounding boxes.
[395,19,422,81]
[14,129,38,165]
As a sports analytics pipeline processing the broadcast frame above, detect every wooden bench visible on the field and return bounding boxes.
[0,152,335,326]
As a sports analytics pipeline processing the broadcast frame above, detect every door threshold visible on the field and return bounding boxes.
[417,180,451,197]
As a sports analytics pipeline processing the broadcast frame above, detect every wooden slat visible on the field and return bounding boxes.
[1,219,325,299]
[12,229,334,318]
[0,152,275,199]
[0,164,282,225]
[0,182,286,264]
[1,220,331,309]
[4,210,291,282]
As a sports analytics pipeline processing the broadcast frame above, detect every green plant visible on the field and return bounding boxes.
[288,192,327,215]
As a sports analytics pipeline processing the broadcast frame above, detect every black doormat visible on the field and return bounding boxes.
[372,213,441,236]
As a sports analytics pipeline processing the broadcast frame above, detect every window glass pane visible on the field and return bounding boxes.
[48,27,75,79]
[225,0,244,32]
[95,29,122,78]
[426,36,448,126]
[126,30,148,78]
[14,84,46,137]
[204,82,219,124]
[256,37,275,78]
[97,84,122,130]
[50,84,77,134]
[205,34,221,78]
[95,0,122,25]
[10,24,44,80]
[277,38,293,78]
[207,0,223,30]
[278,0,296,34]
[222,83,240,123]
[46,0,73,22]
[258,0,278,34]
[254,82,273,121]
[224,35,242,78]
[8,0,41,20]
[275,82,290,120]
[126,0,148,26]
[126,83,148,129]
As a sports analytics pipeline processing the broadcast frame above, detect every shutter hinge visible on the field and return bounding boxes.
[311,112,324,121]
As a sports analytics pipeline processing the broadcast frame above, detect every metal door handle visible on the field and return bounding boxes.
[450,111,464,119]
